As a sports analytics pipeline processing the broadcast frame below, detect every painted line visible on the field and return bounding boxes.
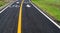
[17,0,24,33]
[29,0,60,29]
[0,2,15,13]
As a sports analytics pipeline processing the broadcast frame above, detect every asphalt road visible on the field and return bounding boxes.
[0,0,60,33]
[22,0,60,33]
[0,0,21,33]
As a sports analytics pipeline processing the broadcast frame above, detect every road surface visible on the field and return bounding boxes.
[0,0,60,33]
[0,0,21,33]
[22,0,60,33]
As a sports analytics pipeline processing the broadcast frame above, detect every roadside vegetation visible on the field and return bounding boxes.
[32,0,60,22]
[0,0,6,7]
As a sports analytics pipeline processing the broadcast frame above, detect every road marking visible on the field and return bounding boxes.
[26,4,31,7]
[10,5,20,8]
[29,0,60,29]
[0,6,8,13]
[17,0,24,33]
[16,2,19,4]
[0,2,15,13]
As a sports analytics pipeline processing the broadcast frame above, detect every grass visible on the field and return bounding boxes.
[32,0,60,22]
[0,1,6,7]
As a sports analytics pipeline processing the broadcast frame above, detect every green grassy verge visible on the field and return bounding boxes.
[32,0,60,22]
[0,1,6,7]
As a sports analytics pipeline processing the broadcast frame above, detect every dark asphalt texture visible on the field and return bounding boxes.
[0,0,60,33]
[0,0,21,33]
[22,1,60,33]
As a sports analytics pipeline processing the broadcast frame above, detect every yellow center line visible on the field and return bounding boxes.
[17,0,24,33]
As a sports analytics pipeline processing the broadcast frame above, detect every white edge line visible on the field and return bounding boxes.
[0,6,9,13]
[0,2,15,13]
[29,0,60,29]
